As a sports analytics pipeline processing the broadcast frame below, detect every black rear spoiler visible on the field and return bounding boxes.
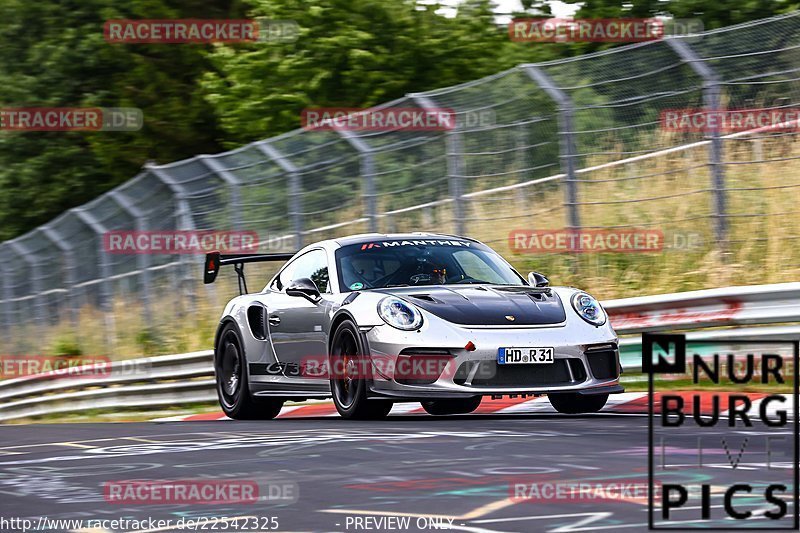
[204,251,296,294]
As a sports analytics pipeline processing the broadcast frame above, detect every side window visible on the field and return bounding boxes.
[271,262,294,291]
[273,249,330,293]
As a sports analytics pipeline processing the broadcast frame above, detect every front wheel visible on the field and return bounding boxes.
[421,396,482,415]
[215,323,284,420]
[329,319,392,420]
[548,392,608,414]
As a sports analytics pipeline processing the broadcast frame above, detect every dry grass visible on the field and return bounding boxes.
[473,134,800,299]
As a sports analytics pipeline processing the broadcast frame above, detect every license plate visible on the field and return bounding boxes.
[498,347,554,364]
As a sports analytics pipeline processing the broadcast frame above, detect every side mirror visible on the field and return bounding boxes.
[528,271,549,288]
[286,277,322,303]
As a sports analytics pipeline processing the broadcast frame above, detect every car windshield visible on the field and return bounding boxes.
[335,239,525,291]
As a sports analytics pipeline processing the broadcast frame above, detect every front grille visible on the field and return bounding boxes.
[395,349,453,385]
[567,359,588,381]
[586,349,619,380]
[453,359,585,388]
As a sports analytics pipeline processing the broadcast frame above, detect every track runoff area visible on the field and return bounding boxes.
[0,335,796,532]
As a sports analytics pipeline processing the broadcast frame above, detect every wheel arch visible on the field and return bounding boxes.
[214,316,239,361]
[328,310,359,354]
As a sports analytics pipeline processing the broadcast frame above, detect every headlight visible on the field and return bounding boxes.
[377,296,423,330]
[571,292,606,326]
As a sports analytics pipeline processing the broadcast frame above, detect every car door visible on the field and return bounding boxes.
[266,248,331,371]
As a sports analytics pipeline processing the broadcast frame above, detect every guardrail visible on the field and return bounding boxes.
[1,282,799,421]
[604,282,800,332]
[0,351,214,422]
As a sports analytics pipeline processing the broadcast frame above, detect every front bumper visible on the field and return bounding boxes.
[364,323,622,399]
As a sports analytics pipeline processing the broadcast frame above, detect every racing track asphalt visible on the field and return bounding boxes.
[0,410,795,533]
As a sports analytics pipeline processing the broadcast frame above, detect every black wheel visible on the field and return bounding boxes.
[215,323,284,420]
[421,396,482,416]
[329,319,392,420]
[548,392,608,414]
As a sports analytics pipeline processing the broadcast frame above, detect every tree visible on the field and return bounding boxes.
[202,0,556,145]
[0,0,237,240]
[560,0,799,29]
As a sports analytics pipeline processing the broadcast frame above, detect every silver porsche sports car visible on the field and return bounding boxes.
[205,233,622,420]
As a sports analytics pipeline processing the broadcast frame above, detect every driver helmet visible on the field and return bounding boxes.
[413,253,447,285]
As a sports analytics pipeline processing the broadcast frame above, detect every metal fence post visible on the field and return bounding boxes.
[256,141,304,249]
[7,240,45,326]
[666,39,727,251]
[72,209,112,311]
[514,123,529,209]
[199,156,243,230]
[445,131,466,236]
[72,208,116,350]
[109,191,152,329]
[41,225,79,331]
[522,66,581,232]
[411,94,466,235]
[336,130,378,233]
[0,245,16,344]
[145,164,197,308]
[174,195,196,305]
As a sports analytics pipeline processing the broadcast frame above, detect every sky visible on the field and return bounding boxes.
[430,0,582,20]
[495,0,581,18]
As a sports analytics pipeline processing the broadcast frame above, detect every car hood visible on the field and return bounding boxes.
[377,285,567,326]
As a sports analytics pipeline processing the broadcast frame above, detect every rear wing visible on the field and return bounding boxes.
[204,250,296,294]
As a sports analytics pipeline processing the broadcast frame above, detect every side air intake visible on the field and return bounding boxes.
[247,305,267,340]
